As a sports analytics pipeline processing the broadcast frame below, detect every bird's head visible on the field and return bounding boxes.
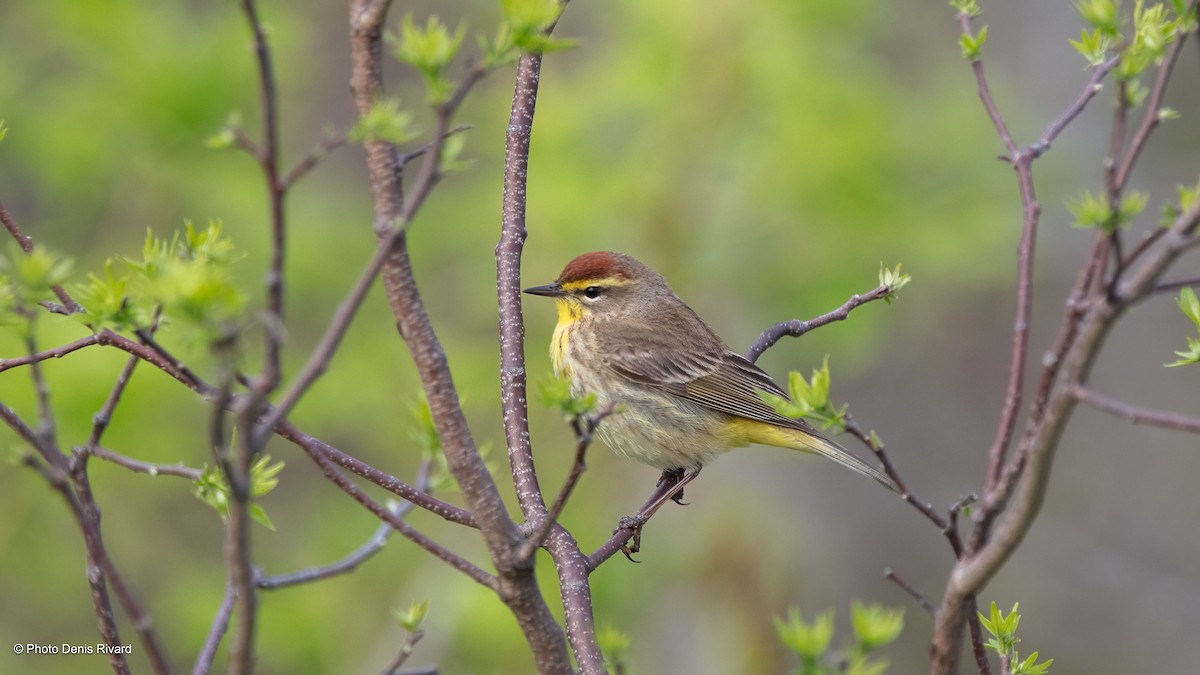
[524,251,667,325]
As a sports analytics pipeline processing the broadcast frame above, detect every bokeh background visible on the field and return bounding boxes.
[2,1,1198,673]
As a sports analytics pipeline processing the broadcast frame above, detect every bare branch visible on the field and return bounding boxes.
[193,583,236,675]
[544,526,606,673]
[1036,55,1120,155]
[1074,384,1200,434]
[1114,15,1197,189]
[258,462,431,590]
[381,629,426,675]
[69,452,175,674]
[237,0,286,403]
[884,568,936,615]
[519,406,616,561]
[0,200,82,313]
[744,284,892,363]
[498,50,551,521]
[294,431,497,588]
[585,471,692,570]
[87,446,203,481]
[24,331,60,452]
[281,132,350,190]
[958,14,1018,157]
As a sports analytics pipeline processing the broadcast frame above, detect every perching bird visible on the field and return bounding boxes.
[524,251,899,499]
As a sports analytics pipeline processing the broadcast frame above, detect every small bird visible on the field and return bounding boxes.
[524,251,900,503]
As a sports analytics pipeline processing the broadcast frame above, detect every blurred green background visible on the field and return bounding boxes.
[2,1,1198,673]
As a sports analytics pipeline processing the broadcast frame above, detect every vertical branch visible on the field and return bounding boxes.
[347,3,573,672]
[193,583,236,675]
[982,153,1039,494]
[238,0,286,397]
[498,51,550,520]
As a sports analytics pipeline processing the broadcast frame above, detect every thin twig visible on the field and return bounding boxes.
[282,132,350,190]
[743,284,891,363]
[884,568,936,615]
[295,434,497,588]
[0,332,100,372]
[238,0,286,406]
[382,630,426,675]
[959,13,1018,157]
[1113,9,1197,189]
[0,200,82,312]
[87,446,203,481]
[1152,275,1200,295]
[24,331,59,451]
[585,473,692,570]
[1074,384,1200,433]
[193,583,236,675]
[70,452,175,674]
[1036,55,1120,156]
[518,406,616,561]
[257,461,432,590]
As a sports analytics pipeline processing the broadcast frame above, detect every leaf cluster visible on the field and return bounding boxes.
[978,602,1054,675]
[878,263,911,305]
[70,221,247,344]
[390,0,574,105]
[192,454,285,531]
[761,357,848,432]
[1166,287,1200,366]
[393,599,431,633]
[775,602,904,675]
[1067,190,1147,233]
[1074,0,1195,81]
[0,245,73,326]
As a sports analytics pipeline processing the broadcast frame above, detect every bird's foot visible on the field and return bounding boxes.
[616,515,647,561]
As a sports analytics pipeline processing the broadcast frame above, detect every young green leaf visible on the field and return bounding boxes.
[851,601,905,651]
[393,599,431,633]
[1069,28,1113,66]
[775,608,835,659]
[391,15,465,103]
[1014,651,1054,675]
[959,25,989,61]
[949,0,982,19]
[538,376,597,418]
[350,99,417,145]
[878,262,912,304]
[596,622,632,669]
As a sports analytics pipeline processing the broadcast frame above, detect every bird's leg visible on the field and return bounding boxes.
[617,467,702,560]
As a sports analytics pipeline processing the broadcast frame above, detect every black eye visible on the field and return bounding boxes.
[583,286,604,299]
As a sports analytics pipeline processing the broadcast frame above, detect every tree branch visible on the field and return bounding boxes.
[498,48,551,523]
[258,461,431,590]
[193,582,236,675]
[238,0,286,403]
[743,284,891,363]
[519,406,614,561]
[1074,384,1200,434]
[0,199,83,313]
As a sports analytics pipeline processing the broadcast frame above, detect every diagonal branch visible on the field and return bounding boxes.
[0,200,83,313]
[744,284,892,363]
[1074,384,1200,434]
[257,461,431,590]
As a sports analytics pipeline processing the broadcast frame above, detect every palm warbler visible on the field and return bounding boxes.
[525,251,899,495]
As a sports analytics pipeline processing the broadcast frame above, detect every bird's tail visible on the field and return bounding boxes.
[797,431,901,493]
[746,421,900,493]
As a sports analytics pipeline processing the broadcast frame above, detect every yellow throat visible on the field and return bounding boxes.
[550,298,584,379]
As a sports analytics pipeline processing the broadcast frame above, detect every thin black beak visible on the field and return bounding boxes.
[523,283,566,298]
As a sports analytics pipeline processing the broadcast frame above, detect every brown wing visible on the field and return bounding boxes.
[604,331,820,434]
